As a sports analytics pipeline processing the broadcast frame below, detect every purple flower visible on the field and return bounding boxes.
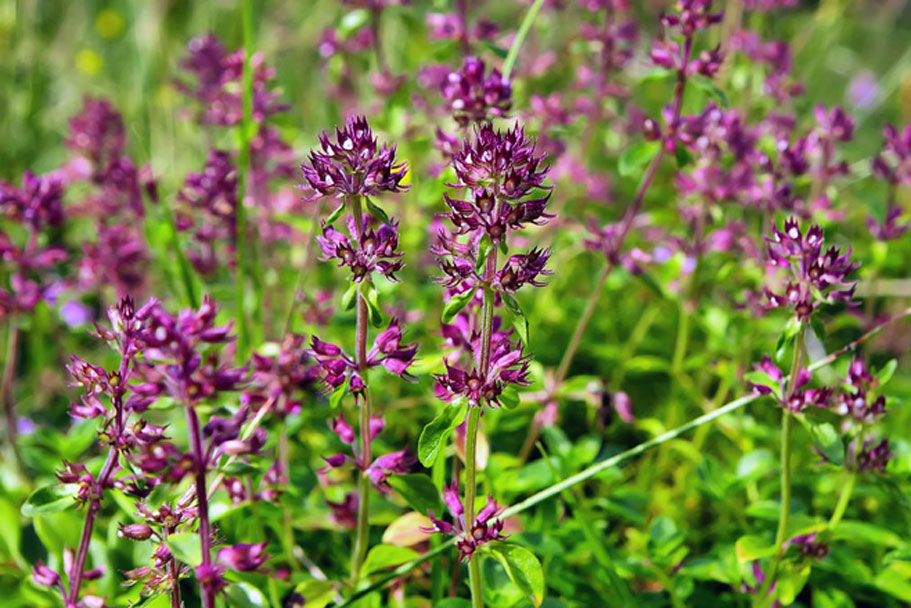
[764,218,857,321]
[247,333,318,418]
[845,438,892,473]
[317,218,404,282]
[176,33,288,127]
[310,319,418,398]
[176,149,238,276]
[747,357,832,412]
[441,57,512,126]
[216,542,269,572]
[451,123,550,202]
[301,115,409,199]
[427,483,507,561]
[435,335,531,408]
[495,249,553,293]
[32,561,61,588]
[66,97,126,172]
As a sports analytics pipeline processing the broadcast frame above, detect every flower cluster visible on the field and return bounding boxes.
[435,334,531,408]
[176,149,239,275]
[317,217,403,282]
[301,115,409,199]
[322,413,415,492]
[427,483,507,561]
[310,320,417,399]
[441,56,512,126]
[0,172,68,317]
[748,357,832,413]
[763,219,857,321]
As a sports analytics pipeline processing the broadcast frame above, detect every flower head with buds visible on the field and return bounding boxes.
[427,483,507,561]
[442,57,512,126]
[301,116,409,199]
[764,218,857,321]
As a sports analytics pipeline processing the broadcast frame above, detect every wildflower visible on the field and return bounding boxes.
[427,483,507,561]
[441,56,512,125]
[747,357,832,412]
[216,543,269,572]
[300,115,409,199]
[317,218,404,282]
[763,218,857,321]
[309,320,418,398]
[435,336,531,408]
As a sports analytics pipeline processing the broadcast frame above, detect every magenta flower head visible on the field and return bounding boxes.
[847,438,892,473]
[216,542,269,572]
[763,218,857,321]
[442,56,512,126]
[747,357,832,413]
[176,149,238,276]
[300,115,409,200]
[66,97,127,173]
[309,319,418,400]
[317,217,403,282]
[435,335,531,408]
[427,483,507,561]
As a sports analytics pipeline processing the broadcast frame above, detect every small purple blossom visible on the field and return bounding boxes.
[317,217,404,282]
[435,335,531,408]
[441,56,512,126]
[301,115,409,199]
[764,218,857,321]
[427,483,507,561]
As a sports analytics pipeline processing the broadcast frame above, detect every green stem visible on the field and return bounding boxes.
[430,449,446,603]
[756,322,806,606]
[828,472,856,530]
[502,0,546,79]
[235,0,254,362]
[337,309,911,607]
[465,406,484,608]
[537,443,634,606]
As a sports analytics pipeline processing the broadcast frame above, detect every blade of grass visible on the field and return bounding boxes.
[335,306,910,606]
[536,442,635,606]
[235,0,255,361]
[502,0,546,80]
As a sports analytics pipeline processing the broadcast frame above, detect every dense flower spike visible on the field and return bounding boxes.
[176,149,239,275]
[66,97,127,172]
[435,335,531,408]
[763,218,857,321]
[442,56,512,125]
[427,483,507,561]
[310,319,418,397]
[317,217,404,281]
[747,357,832,412]
[301,116,409,199]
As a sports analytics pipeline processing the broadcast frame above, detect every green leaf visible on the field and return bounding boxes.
[418,400,468,467]
[877,359,898,386]
[690,75,730,108]
[499,387,520,410]
[442,289,475,324]
[365,197,391,224]
[293,580,335,608]
[222,461,261,476]
[386,474,442,515]
[637,67,674,84]
[776,562,811,605]
[486,543,546,607]
[735,535,776,562]
[342,283,358,311]
[165,532,203,566]
[476,235,494,275]
[339,9,370,36]
[364,283,383,327]
[797,417,843,466]
[502,292,529,346]
[775,317,802,361]
[619,141,660,177]
[329,375,350,410]
[434,600,472,608]
[21,485,74,517]
[362,544,419,574]
[325,202,346,225]
[875,562,911,601]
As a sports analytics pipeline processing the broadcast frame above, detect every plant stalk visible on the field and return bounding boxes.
[755,322,806,606]
[349,193,373,589]
[186,406,214,608]
[2,323,20,456]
